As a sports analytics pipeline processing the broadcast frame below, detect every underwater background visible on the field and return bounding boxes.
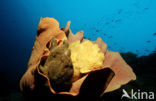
[0,0,156,100]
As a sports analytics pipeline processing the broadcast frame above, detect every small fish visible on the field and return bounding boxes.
[144,8,149,10]
[118,9,123,14]
[105,22,110,25]
[108,36,113,38]
[111,20,114,22]
[152,50,156,53]
[136,50,139,52]
[146,40,151,43]
[103,33,107,36]
[145,49,149,52]
[97,22,100,25]
[133,2,139,8]
[115,19,121,23]
[119,49,123,52]
[96,30,100,32]
[153,33,156,36]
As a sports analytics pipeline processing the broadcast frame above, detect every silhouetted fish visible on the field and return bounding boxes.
[144,8,149,10]
[115,19,121,23]
[105,22,110,25]
[136,50,139,52]
[145,49,149,52]
[103,33,107,36]
[152,50,156,53]
[117,9,122,14]
[108,36,113,38]
[96,30,99,32]
[146,40,151,43]
[133,2,140,8]
[153,33,156,36]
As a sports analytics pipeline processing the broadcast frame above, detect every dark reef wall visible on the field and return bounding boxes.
[0,52,156,101]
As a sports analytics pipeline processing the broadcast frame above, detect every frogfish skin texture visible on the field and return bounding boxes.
[39,37,73,92]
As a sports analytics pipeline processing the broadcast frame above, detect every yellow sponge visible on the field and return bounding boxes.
[69,40,105,79]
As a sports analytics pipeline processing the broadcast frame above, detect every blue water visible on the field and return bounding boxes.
[0,0,156,90]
